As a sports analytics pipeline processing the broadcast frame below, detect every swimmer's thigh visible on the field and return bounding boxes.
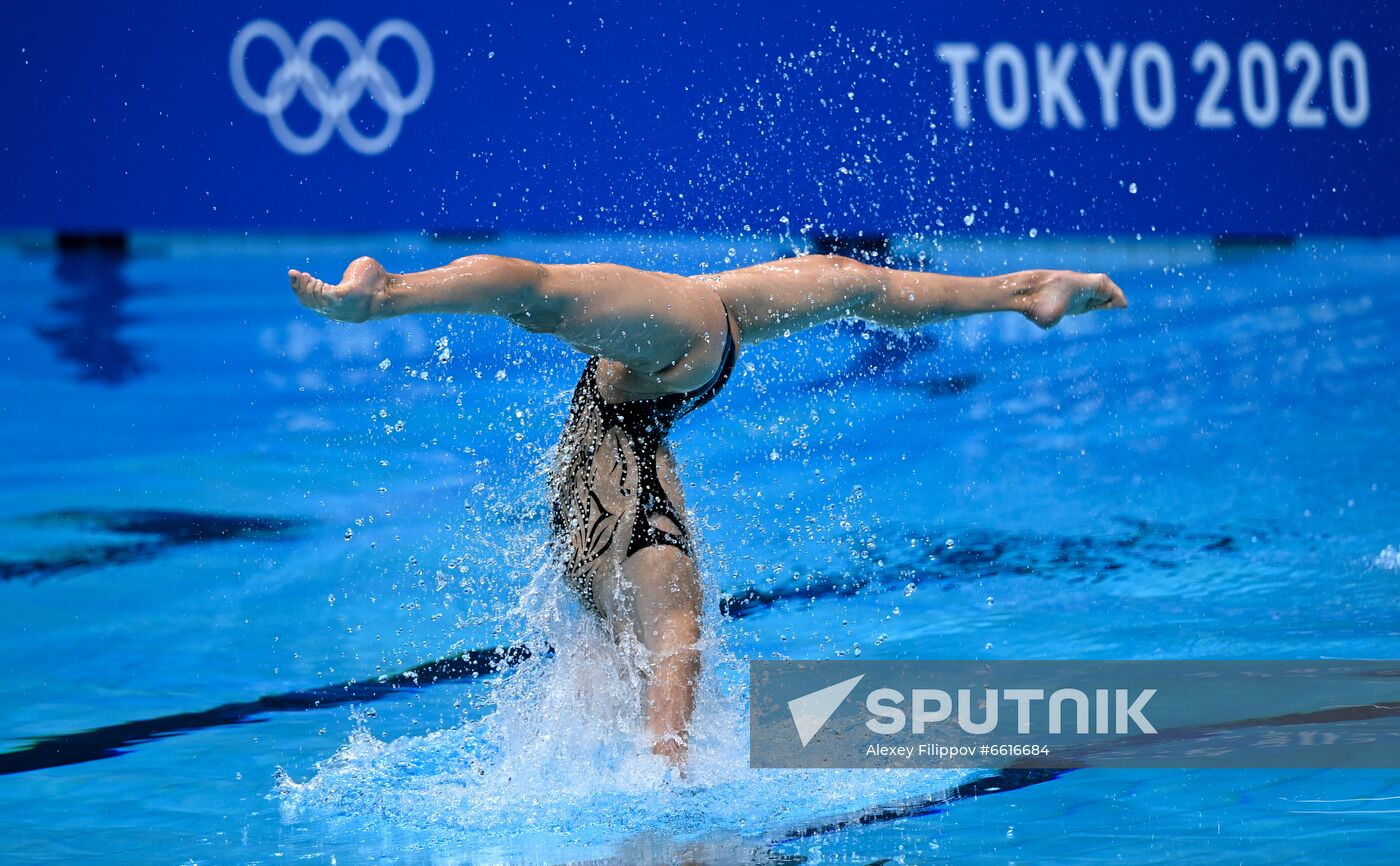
[612,543,702,655]
[589,442,702,654]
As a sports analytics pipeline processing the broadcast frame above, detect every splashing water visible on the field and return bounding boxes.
[1373,546,1400,572]
[278,525,972,862]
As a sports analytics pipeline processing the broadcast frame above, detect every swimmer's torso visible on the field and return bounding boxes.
[549,304,739,614]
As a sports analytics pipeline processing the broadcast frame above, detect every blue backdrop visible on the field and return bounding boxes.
[6,1,1396,235]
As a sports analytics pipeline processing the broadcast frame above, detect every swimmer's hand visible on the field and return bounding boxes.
[1021,270,1128,329]
[289,256,390,323]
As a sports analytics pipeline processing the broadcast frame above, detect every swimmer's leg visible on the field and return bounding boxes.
[289,254,729,392]
[588,519,701,767]
[614,543,702,767]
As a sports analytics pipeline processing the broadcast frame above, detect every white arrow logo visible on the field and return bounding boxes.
[787,674,865,747]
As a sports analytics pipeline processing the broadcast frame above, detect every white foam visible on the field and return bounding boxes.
[278,530,970,860]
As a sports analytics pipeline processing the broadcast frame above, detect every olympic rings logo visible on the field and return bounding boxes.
[229,19,433,156]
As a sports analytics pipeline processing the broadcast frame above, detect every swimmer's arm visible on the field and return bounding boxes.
[705,255,1126,343]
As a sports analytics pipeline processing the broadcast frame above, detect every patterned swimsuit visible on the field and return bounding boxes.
[549,303,739,615]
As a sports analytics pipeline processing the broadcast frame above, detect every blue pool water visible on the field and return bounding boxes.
[1,233,1397,863]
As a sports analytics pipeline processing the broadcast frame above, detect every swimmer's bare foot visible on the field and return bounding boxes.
[1020,270,1128,329]
[288,256,390,323]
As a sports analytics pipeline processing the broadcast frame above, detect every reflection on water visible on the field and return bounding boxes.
[35,239,149,384]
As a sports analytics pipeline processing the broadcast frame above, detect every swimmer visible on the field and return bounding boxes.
[289,252,1127,766]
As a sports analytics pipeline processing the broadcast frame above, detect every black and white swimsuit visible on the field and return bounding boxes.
[549,302,739,615]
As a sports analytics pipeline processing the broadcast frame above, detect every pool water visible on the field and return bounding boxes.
[1,233,1396,864]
